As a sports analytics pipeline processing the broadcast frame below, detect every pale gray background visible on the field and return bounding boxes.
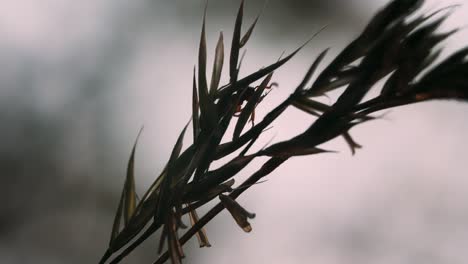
[1,0,468,263]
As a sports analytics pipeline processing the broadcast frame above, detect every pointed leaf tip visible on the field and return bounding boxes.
[230,0,244,82]
[219,194,255,233]
[233,73,273,139]
[192,67,200,142]
[123,127,144,225]
[210,32,224,94]
[296,48,329,93]
[240,2,264,48]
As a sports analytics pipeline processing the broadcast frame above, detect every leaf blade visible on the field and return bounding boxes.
[210,32,225,94]
[192,67,200,142]
[124,127,143,225]
[233,73,273,139]
[230,0,244,83]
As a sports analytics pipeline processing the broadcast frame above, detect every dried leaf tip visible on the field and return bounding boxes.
[219,194,256,233]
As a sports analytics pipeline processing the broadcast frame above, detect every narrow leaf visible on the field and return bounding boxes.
[233,73,273,139]
[260,144,333,158]
[239,7,262,47]
[124,127,143,225]
[342,132,362,155]
[167,216,182,264]
[210,32,224,94]
[157,227,167,254]
[198,5,217,130]
[296,48,329,93]
[155,121,190,221]
[219,26,326,98]
[192,67,200,142]
[188,209,211,247]
[230,0,244,83]
[186,155,255,200]
[291,100,320,117]
[109,186,125,246]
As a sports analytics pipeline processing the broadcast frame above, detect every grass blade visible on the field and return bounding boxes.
[192,68,200,142]
[210,32,224,94]
[342,132,362,155]
[239,7,261,48]
[295,48,329,93]
[198,5,217,130]
[230,0,244,83]
[219,26,326,98]
[124,127,143,225]
[188,209,211,247]
[233,73,273,139]
[109,186,125,246]
[155,122,190,221]
[184,155,255,201]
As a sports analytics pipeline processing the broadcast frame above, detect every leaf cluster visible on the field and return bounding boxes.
[99,1,468,263]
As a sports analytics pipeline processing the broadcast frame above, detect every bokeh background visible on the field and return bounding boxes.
[1,0,468,263]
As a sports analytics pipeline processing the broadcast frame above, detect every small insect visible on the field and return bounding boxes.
[234,82,278,124]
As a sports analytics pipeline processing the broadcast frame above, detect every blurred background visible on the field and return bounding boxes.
[1,0,468,263]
